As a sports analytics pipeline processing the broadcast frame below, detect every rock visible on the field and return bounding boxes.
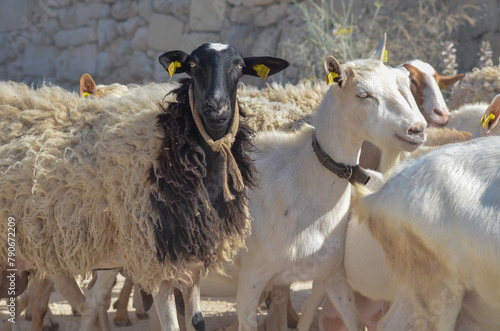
[179,32,220,53]
[131,27,148,51]
[0,0,28,33]
[189,0,225,31]
[129,50,154,81]
[0,34,17,63]
[254,4,284,27]
[225,25,256,55]
[98,19,118,47]
[229,6,253,24]
[242,0,276,7]
[55,44,97,82]
[22,44,56,77]
[147,14,184,51]
[97,52,112,77]
[111,1,136,20]
[153,0,172,14]
[108,38,133,67]
[59,3,111,29]
[251,26,279,56]
[32,19,60,45]
[117,17,145,38]
[134,0,154,20]
[54,26,97,47]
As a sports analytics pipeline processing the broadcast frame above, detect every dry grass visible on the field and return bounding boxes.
[282,0,478,81]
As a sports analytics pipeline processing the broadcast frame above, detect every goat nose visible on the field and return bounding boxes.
[432,108,449,124]
[407,123,427,136]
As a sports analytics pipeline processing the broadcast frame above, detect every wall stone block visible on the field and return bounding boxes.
[148,14,184,51]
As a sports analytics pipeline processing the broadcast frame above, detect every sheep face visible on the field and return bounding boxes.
[325,56,427,153]
[159,43,288,140]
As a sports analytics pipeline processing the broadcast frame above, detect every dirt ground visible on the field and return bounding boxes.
[0,275,320,331]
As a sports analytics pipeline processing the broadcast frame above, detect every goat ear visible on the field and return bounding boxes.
[369,33,387,62]
[243,57,289,79]
[435,73,463,89]
[80,73,96,97]
[159,50,191,77]
[324,56,345,87]
[481,94,500,133]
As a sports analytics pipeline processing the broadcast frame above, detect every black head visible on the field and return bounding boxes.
[159,43,289,139]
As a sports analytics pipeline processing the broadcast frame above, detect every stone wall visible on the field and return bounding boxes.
[1,0,500,91]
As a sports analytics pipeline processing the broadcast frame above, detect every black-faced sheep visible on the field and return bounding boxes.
[0,43,288,331]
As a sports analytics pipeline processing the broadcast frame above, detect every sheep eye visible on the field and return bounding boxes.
[189,62,196,68]
[237,63,244,69]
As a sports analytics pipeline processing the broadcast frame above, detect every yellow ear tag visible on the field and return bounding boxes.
[167,61,182,78]
[83,92,90,98]
[382,50,388,63]
[482,113,496,128]
[438,82,446,90]
[325,72,339,86]
[253,64,270,80]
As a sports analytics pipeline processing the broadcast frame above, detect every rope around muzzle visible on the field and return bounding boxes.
[188,85,244,201]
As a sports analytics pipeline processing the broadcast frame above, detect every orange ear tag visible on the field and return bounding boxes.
[325,72,339,86]
[167,61,182,78]
[253,64,270,79]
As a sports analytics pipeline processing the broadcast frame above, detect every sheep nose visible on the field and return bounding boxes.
[206,100,229,115]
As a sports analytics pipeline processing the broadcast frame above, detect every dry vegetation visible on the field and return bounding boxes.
[282,0,478,81]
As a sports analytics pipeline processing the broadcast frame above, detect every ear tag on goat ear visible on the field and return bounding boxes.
[167,61,182,78]
[382,50,388,63]
[253,64,270,80]
[83,92,90,98]
[482,113,496,128]
[325,72,339,86]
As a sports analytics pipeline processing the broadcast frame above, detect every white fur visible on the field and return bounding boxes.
[208,43,230,51]
[357,136,500,330]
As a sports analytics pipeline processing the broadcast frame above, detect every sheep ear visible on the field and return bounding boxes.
[369,33,387,62]
[80,73,96,97]
[243,57,289,79]
[435,72,464,90]
[159,50,191,77]
[324,56,345,87]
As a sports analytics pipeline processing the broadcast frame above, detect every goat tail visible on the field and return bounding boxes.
[350,183,373,226]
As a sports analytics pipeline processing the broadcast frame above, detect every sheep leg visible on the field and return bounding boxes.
[182,269,204,331]
[236,267,274,331]
[153,280,180,331]
[324,269,364,331]
[29,277,54,331]
[113,278,134,326]
[133,283,149,319]
[80,268,120,331]
[297,280,327,331]
[264,284,290,331]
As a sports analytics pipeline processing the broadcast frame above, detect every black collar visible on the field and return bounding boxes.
[311,133,370,186]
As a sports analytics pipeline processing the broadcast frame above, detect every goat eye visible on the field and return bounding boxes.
[357,92,370,99]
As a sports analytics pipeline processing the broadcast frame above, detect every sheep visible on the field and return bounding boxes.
[352,133,500,331]
[234,34,427,331]
[448,64,500,110]
[0,43,288,331]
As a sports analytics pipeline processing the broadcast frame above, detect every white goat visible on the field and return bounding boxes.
[235,34,427,331]
[353,133,500,330]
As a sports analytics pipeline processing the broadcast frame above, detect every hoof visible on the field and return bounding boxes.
[136,312,149,320]
[114,317,133,327]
